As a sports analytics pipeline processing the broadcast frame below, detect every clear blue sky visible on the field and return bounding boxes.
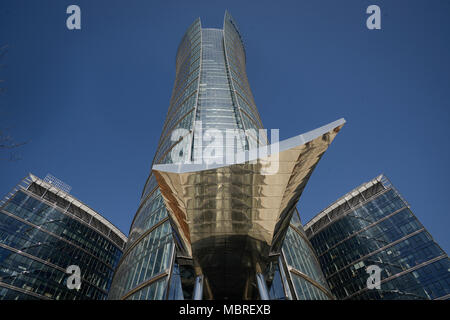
[0,0,449,253]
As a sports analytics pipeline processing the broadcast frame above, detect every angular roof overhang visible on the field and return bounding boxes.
[152,118,345,298]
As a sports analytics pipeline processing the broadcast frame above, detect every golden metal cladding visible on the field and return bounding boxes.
[153,118,345,299]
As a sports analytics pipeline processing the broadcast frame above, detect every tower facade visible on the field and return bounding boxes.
[109,12,343,300]
[0,174,126,300]
[304,175,450,300]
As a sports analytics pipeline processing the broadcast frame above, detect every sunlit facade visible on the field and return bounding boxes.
[108,11,341,300]
[0,174,126,300]
[304,175,450,300]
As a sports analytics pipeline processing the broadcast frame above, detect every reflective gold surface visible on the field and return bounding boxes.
[153,119,345,299]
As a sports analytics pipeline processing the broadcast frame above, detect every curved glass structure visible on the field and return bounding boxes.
[280,215,333,299]
[0,174,126,300]
[305,175,450,300]
[109,11,342,300]
[264,207,333,300]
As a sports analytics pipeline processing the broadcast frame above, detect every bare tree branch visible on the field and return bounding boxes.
[0,44,28,161]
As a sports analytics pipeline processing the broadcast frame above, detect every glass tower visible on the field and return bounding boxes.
[304,175,450,300]
[0,174,126,300]
[109,11,342,300]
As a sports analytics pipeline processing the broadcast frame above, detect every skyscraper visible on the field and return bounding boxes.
[0,174,126,300]
[304,175,450,300]
[109,11,343,300]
